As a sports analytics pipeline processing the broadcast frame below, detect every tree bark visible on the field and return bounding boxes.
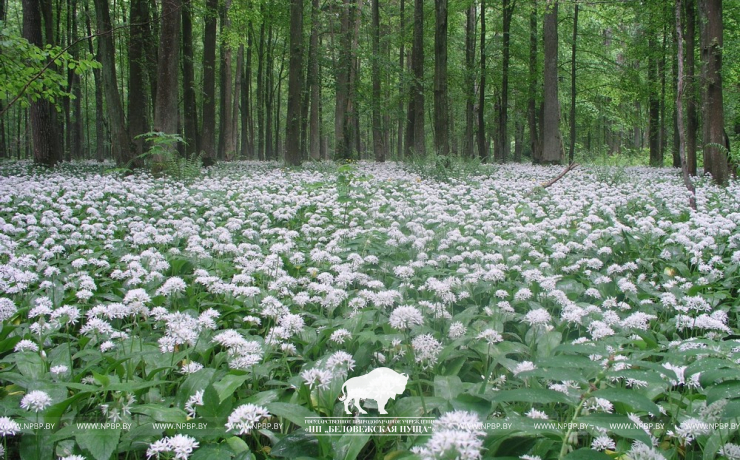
[569,2,578,164]
[372,0,385,161]
[23,0,62,166]
[685,0,697,175]
[93,0,132,166]
[218,0,234,160]
[478,0,487,161]
[500,0,513,163]
[405,0,425,157]
[648,33,661,167]
[153,0,180,139]
[397,0,406,159]
[285,0,304,166]
[433,0,449,157]
[464,3,475,158]
[542,0,561,164]
[675,0,697,209]
[308,0,321,160]
[182,1,199,157]
[700,0,727,185]
[528,0,541,163]
[129,0,149,161]
[201,0,218,164]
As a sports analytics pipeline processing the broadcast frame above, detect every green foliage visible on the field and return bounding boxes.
[404,152,491,182]
[0,22,99,110]
[134,131,203,180]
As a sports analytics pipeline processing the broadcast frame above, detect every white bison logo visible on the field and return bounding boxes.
[339,367,409,414]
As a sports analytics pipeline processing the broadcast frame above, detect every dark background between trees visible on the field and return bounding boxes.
[1,0,738,183]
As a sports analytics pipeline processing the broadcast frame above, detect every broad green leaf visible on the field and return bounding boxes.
[332,434,370,460]
[434,375,463,400]
[214,373,250,403]
[190,444,237,460]
[266,402,319,428]
[76,428,121,460]
[591,388,660,416]
[706,381,740,405]
[130,404,187,422]
[270,430,320,458]
[491,389,573,406]
[563,448,613,460]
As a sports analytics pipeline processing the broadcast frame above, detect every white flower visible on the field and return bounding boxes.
[585,397,614,414]
[719,443,740,460]
[226,403,270,434]
[523,308,551,326]
[330,328,352,344]
[59,456,87,460]
[146,434,200,460]
[514,288,533,301]
[325,351,355,375]
[301,368,333,390]
[0,298,18,321]
[185,390,204,418]
[448,322,467,339]
[14,340,39,352]
[20,390,53,412]
[155,277,187,296]
[0,416,20,436]
[411,334,443,369]
[628,441,666,460]
[476,329,503,344]
[389,306,424,330]
[50,365,69,375]
[180,362,204,374]
[513,361,536,376]
[591,435,616,451]
[525,408,548,419]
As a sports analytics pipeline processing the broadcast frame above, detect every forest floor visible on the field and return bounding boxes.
[0,160,739,460]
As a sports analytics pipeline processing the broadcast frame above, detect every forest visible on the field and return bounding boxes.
[3,2,740,460]
[0,0,738,180]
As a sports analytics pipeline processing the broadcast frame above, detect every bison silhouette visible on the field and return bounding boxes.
[339,367,409,414]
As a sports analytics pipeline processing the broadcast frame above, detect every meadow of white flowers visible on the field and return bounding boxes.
[0,160,739,460]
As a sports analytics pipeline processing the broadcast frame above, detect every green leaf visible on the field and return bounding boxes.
[13,351,45,380]
[332,434,370,460]
[130,404,188,422]
[76,429,121,460]
[491,389,573,406]
[434,375,463,400]
[563,448,613,460]
[214,373,250,403]
[190,444,236,460]
[266,402,319,428]
[270,430,320,458]
[706,380,740,405]
[226,436,251,454]
[591,388,660,416]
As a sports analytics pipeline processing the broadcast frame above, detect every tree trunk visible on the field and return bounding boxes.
[464,3,475,158]
[256,21,265,160]
[542,0,561,164]
[397,0,406,159]
[285,0,303,166]
[700,0,727,185]
[528,0,541,163]
[129,0,149,162]
[433,0,449,157]
[685,0,697,175]
[153,0,180,140]
[405,0,425,157]
[308,0,321,160]
[500,0,513,163]
[478,0,487,161]
[241,28,254,159]
[93,0,132,166]
[23,0,62,166]
[372,0,385,161]
[201,0,218,164]
[232,46,243,159]
[675,0,697,209]
[218,0,234,160]
[648,35,661,166]
[569,2,578,164]
[182,1,199,157]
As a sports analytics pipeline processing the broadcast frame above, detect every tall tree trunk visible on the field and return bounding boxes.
[68,0,83,160]
[372,0,385,161]
[218,0,234,160]
[660,22,668,162]
[542,0,561,164]
[569,2,578,164]
[675,0,697,209]
[285,0,303,166]
[83,0,105,161]
[153,0,180,144]
[405,0,425,157]
[241,28,254,159]
[700,0,726,185]
[464,3,475,158]
[201,0,218,164]
[93,0,132,166]
[232,46,243,159]
[23,0,62,166]
[685,0,697,175]
[182,1,199,157]
[648,34,661,167]
[335,0,350,159]
[500,0,513,163]
[528,0,541,162]
[433,0,449,157]
[397,0,406,159]
[672,23,680,168]
[265,25,274,160]
[256,22,265,160]
[129,0,149,162]
[478,0,487,161]
[308,0,321,160]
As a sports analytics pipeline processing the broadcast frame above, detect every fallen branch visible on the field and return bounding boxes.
[530,162,579,194]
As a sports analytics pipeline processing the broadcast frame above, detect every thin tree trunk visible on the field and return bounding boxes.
[232,45,243,159]
[675,0,697,209]
[528,0,541,162]
[201,0,218,164]
[405,0,425,157]
[93,0,132,166]
[241,31,254,159]
[153,0,180,143]
[685,0,697,175]
[182,1,199,157]
[500,0,513,163]
[285,0,303,166]
[478,0,486,161]
[397,0,405,159]
[542,0,561,164]
[129,0,149,162]
[433,0,449,157]
[256,21,265,160]
[308,0,321,160]
[648,34,661,167]
[465,3,475,158]
[372,0,385,161]
[569,2,578,164]
[219,0,234,160]
[83,0,105,161]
